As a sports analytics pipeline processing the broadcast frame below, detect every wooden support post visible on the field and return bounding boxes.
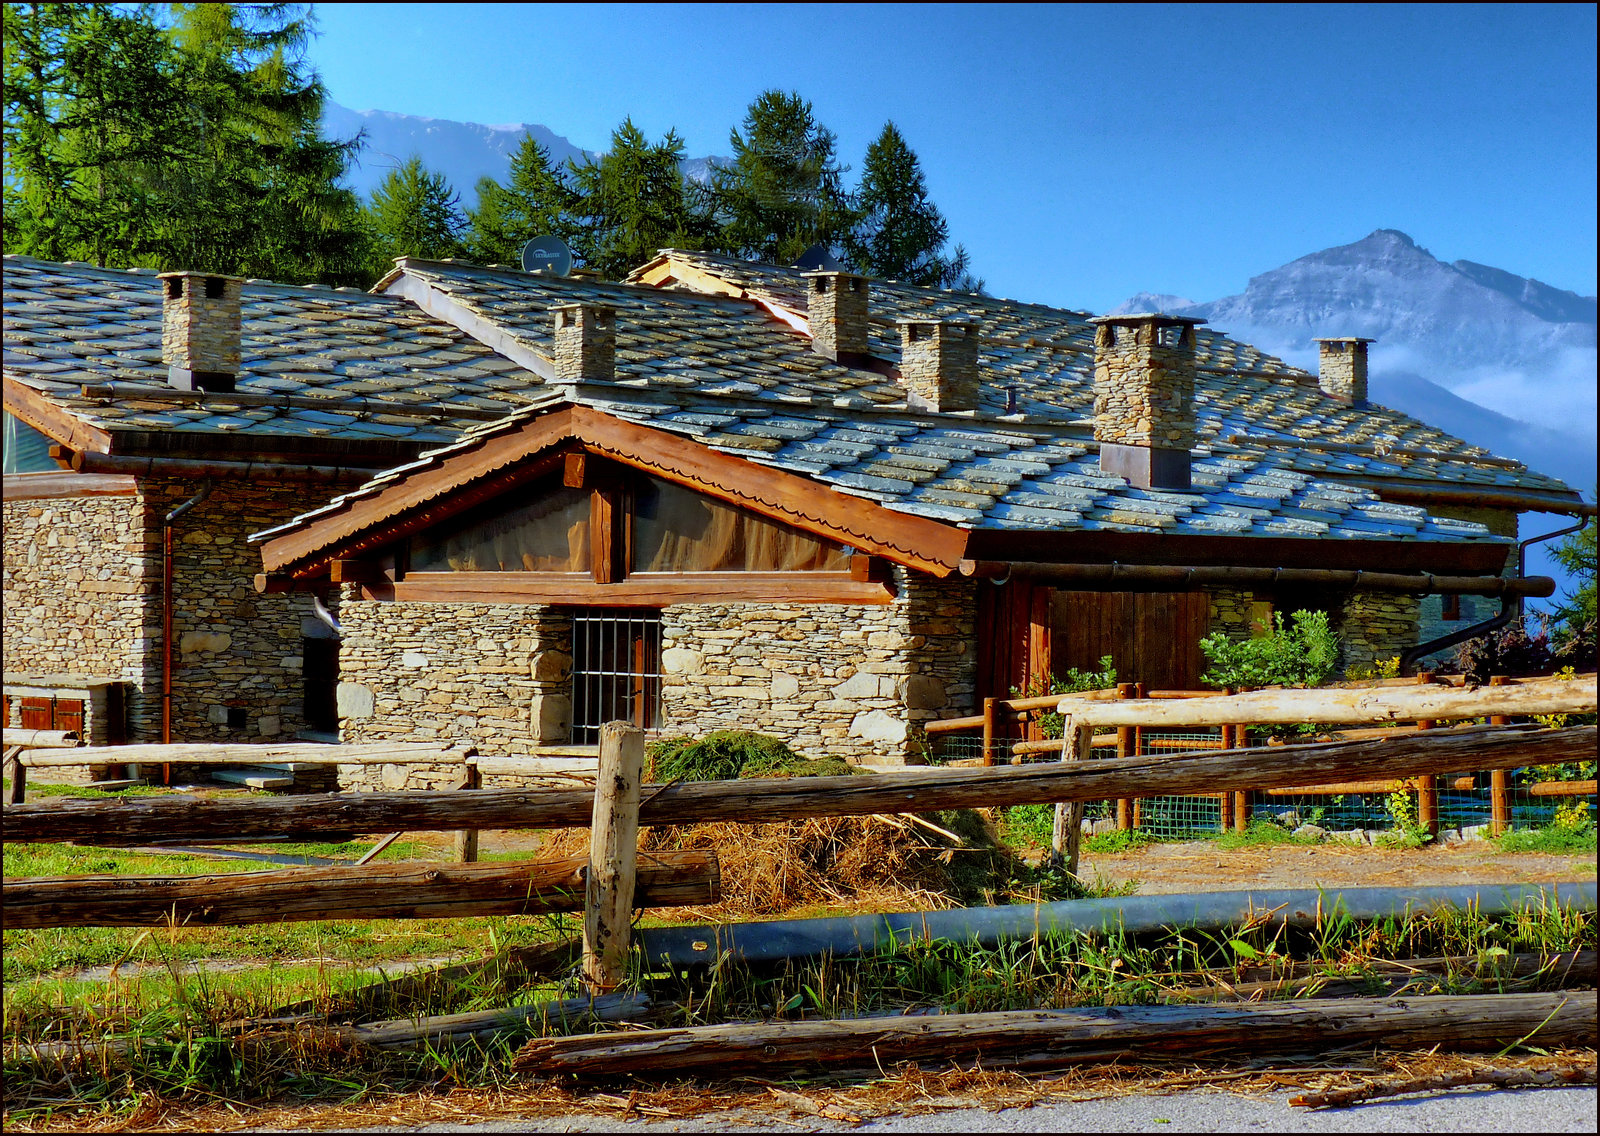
[1232,722,1251,831]
[1414,671,1439,839]
[1132,683,1147,828]
[1218,690,1235,832]
[1115,683,1135,830]
[4,749,25,805]
[1051,721,1093,878]
[981,697,997,767]
[584,721,645,994]
[453,763,481,863]
[1489,675,1512,837]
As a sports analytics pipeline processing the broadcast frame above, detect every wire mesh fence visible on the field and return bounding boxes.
[928,722,1596,842]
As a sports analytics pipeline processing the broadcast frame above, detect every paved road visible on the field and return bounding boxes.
[343,1086,1597,1133]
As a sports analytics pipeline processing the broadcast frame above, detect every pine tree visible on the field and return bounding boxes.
[844,121,982,291]
[706,90,857,265]
[362,155,466,273]
[465,133,581,266]
[567,118,705,279]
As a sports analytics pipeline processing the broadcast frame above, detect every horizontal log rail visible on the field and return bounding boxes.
[1056,672,1596,728]
[1266,777,1478,797]
[0,850,718,929]
[1527,779,1598,798]
[1,729,79,749]
[15,741,475,769]
[4,725,1590,846]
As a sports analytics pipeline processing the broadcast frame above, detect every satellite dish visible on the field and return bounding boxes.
[521,236,573,277]
[792,243,845,272]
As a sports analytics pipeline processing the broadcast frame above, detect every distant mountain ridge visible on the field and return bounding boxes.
[1111,229,1595,514]
[321,101,719,206]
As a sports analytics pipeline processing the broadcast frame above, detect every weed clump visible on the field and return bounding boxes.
[646,731,852,782]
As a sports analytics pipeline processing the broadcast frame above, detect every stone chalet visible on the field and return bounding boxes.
[3,251,1591,784]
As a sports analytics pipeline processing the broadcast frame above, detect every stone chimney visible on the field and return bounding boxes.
[551,304,615,381]
[1088,313,1205,490]
[803,270,868,361]
[1314,337,1373,405]
[159,272,242,393]
[898,319,979,412]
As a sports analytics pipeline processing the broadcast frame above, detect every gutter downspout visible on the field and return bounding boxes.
[1401,515,1591,675]
[161,480,213,781]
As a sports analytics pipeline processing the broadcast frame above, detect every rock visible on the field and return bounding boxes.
[532,649,572,682]
[1272,810,1301,828]
[1292,823,1329,841]
[1091,817,1119,836]
[900,675,948,710]
[1439,827,1465,845]
[179,630,231,655]
[381,763,409,791]
[1461,823,1492,841]
[257,715,281,737]
[660,647,704,676]
[849,709,907,744]
[770,671,800,700]
[401,651,429,668]
[336,682,374,719]
[530,694,571,742]
[836,671,887,699]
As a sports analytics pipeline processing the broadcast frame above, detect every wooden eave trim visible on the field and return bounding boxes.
[2,470,138,501]
[260,421,579,574]
[263,404,970,579]
[382,272,559,383]
[3,376,114,454]
[562,406,965,574]
[656,257,747,299]
[375,571,896,607]
[961,528,1514,576]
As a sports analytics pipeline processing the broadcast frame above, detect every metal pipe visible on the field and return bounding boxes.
[958,559,1555,599]
[161,481,213,774]
[1402,515,1591,674]
[637,882,1596,969]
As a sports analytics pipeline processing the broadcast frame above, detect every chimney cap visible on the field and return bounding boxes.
[550,301,614,314]
[1313,336,1376,344]
[1088,313,1206,328]
[895,317,979,330]
[157,270,245,283]
[801,269,866,280]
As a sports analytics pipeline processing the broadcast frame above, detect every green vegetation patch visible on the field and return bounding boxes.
[646,731,854,782]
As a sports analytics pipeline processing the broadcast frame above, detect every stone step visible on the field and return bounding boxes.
[210,769,294,790]
[250,762,324,773]
[86,778,147,790]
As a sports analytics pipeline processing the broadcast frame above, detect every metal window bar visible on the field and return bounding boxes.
[569,610,664,746]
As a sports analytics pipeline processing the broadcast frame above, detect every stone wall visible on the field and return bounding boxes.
[1416,506,1519,654]
[1205,587,1254,642]
[3,492,150,709]
[1337,592,1422,672]
[1091,319,1196,451]
[660,568,977,764]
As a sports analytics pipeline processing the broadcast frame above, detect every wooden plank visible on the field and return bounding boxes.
[511,991,1597,1077]
[2,376,115,455]
[385,572,894,606]
[585,723,646,992]
[329,559,380,584]
[1055,673,1598,727]
[2,729,80,749]
[1,471,138,500]
[6,726,1590,845]
[17,741,471,768]
[1,850,718,929]
[1527,780,1598,798]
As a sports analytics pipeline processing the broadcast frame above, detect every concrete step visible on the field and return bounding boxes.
[210,768,294,790]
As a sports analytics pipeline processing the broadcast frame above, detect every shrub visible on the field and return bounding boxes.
[1011,655,1118,739]
[1199,609,1339,690]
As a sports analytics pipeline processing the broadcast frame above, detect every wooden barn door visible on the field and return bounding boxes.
[1050,591,1209,692]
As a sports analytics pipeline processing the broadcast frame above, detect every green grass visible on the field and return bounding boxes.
[1082,828,1158,854]
[1495,826,1598,855]
[1214,821,1330,850]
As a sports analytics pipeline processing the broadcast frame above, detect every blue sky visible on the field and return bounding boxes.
[304,3,1596,313]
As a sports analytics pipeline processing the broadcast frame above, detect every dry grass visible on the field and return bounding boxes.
[9,1050,1592,1132]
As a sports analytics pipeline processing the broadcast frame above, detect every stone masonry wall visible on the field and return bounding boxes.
[660,568,977,764]
[1205,587,1254,643]
[1416,506,1518,653]
[1091,321,1196,451]
[1337,592,1422,672]
[3,492,150,693]
[336,597,568,790]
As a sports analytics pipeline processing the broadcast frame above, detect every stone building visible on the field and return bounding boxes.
[4,252,1590,782]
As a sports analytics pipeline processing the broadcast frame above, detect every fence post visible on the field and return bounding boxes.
[981,697,997,767]
[1050,719,1093,878]
[1115,683,1135,830]
[1414,670,1439,840]
[1232,717,1251,832]
[453,762,481,863]
[1218,688,1235,833]
[5,752,25,805]
[1489,675,1512,836]
[584,720,645,994]
[1131,683,1147,829]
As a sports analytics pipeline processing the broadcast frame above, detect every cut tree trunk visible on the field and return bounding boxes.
[14,741,472,768]
[1,851,718,929]
[511,991,1596,1077]
[5,725,1589,846]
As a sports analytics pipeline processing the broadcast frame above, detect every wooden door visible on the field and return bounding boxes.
[1050,591,1209,691]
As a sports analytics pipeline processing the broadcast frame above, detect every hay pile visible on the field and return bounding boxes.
[538,809,1021,918]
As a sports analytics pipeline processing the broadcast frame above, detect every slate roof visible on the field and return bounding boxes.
[3,252,1578,552]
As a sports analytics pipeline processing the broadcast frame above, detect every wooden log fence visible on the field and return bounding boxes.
[4,724,1591,847]
[0,850,718,929]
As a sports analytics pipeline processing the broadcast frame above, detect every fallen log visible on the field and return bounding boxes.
[15,741,472,768]
[4,724,1589,845]
[510,990,1596,1077]
[1,851,718,929]
[1055,672,1596,727]
[1169,949,1596,1001]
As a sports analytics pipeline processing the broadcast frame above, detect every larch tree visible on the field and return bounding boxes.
[465,133,582,266]
[362,155,466,274]
[845,121,983,291]
[567,118,706,279]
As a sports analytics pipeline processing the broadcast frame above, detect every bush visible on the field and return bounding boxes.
[1199,609,1339,690]
[645,731,852,782]
[1011,655,1118,739]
